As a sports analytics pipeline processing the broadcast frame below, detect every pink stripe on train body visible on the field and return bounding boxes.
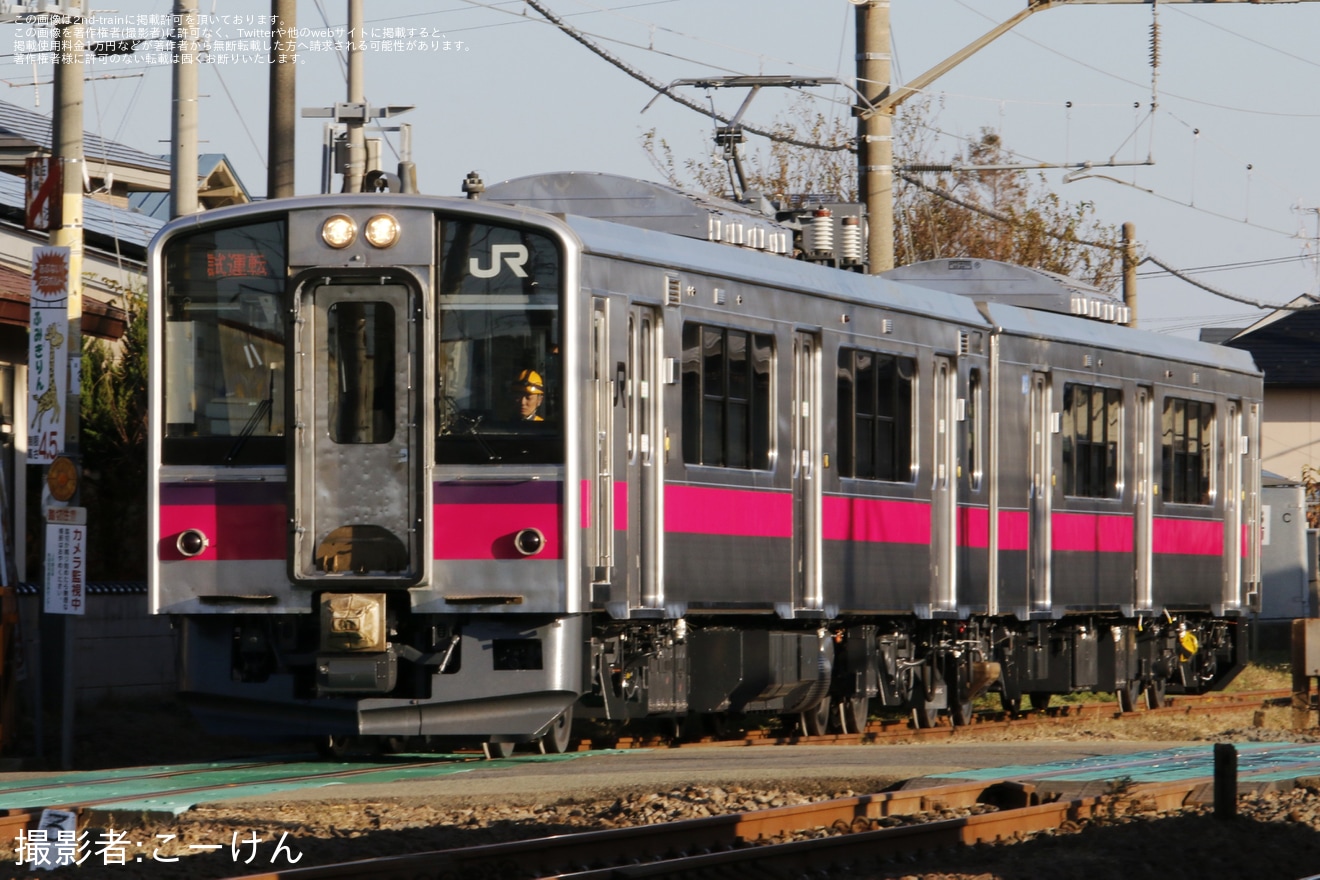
[434,481,563,560]
[822,496,931,544]
[664,485,792,538]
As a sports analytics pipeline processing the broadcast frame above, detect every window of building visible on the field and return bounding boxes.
[836,348,914,481]
[681,324,773,469]
[1162,397,1214,505]
[1062,383,1122,498]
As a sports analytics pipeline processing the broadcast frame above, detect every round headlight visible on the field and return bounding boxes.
[513,528,545,557]
[321,214,357,249]
[177,529,210,558]
[363,213,400,248]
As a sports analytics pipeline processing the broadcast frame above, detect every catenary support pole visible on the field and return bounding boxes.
[170,1,198,218]
[268,0,296,199]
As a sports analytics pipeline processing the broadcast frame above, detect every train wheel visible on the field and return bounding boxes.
[374,735,409,755]
[840,696,869,735]
[1027,692,1052,712]
[999,692,1023,716]
[1117,681,1142,713]
[1144,679,1167,709]
[800,697,832,737]
[539,707,575,755]
[947,661,974,728]
[483,740,516,759]
[315,735,355,761]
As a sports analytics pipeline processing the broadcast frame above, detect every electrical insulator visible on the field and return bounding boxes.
[840,216,862,263]
[811,208,833,255]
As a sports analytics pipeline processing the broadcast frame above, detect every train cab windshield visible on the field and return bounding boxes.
[160,219,287,466]
[435,219,563,465]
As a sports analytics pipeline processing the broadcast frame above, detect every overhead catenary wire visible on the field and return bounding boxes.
[520,0,852,152]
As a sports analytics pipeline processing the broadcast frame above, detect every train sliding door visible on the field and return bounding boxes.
[1028,370,1052,613]
[1223,400,1243,611]
[791,331,821,613]
[1134,385,1153,611]
[290,277,423,582]
[624,305,663,611]
[590,298,613,588]
[932,356,957,612]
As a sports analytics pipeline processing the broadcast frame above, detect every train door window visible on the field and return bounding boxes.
[160,219,287,465]
[836,348,914,482]
[1161,397,1214,505]
[1061,383,1122,499]
[325,302,395,444]
[435,219,563,464]
[681,323,773,469]
[966,368,983,491]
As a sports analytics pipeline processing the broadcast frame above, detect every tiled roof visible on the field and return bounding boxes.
[0,99,169,171]
[0,171,162,250]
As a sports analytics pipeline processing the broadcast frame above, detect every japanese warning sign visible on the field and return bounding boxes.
[44,506,86,616]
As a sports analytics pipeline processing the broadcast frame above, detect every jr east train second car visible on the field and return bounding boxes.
[148,172,1262,755]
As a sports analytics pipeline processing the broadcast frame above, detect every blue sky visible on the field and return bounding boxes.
[5,0,1320,339]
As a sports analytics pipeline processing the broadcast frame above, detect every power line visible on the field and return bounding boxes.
[519,0,852,152]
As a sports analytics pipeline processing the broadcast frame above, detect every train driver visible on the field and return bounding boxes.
[514,369,545,421]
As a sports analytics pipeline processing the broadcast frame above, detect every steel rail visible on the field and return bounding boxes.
[219,778,1203,880]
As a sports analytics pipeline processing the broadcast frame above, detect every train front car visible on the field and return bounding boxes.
[148,197,585,755]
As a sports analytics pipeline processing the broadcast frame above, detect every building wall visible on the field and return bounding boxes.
[1261,387,1320,484]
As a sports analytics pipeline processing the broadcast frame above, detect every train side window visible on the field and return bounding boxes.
[1061,383,1121,499]
[1162,397,1214,505]
[681,323,773,469]
[836,348,914,482]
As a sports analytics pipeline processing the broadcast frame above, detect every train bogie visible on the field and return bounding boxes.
[148,176,1262,749]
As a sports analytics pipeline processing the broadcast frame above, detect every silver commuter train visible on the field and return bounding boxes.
[147,173,1262,754]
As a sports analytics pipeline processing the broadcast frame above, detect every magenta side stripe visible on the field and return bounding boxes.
[822,496,930,544]
[614,481,628,531]
[159,503,285,561]
[434,503,563,560]
[1153,517,1223,556]
[958,506,989,549]
[1052,512,1136,553]
[666,485,791,538]
[997,510,1029,551]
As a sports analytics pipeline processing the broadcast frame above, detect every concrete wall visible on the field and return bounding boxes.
[14,588,177,710]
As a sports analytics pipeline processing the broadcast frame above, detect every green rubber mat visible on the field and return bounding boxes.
[934,742,1320,784]
[0,750,614,816]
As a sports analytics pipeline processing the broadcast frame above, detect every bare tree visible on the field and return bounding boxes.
[642,97,1121,288]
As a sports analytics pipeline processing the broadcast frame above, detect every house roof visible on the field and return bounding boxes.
[0,171,162,251]
[1225,301,1320,387]
[0,100,169,173]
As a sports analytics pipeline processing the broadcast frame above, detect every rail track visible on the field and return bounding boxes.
[219,777,1205,880]
[0,686,1293,871]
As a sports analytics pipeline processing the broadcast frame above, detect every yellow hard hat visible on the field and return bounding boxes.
[515,369,545,395]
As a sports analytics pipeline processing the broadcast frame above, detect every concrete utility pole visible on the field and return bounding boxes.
[1123,222,1138,328]
[49,0,84,773]
[342,0,365,193]
[859,0,1320,276]
[854,1,893,273]
[169,1,198,218]
[267,0,296,199]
